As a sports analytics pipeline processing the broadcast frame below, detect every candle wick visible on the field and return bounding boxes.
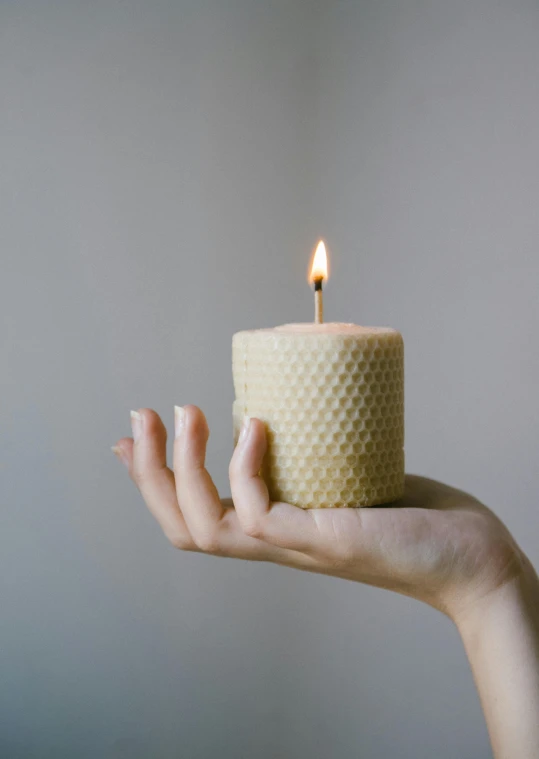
[314,278,323,324]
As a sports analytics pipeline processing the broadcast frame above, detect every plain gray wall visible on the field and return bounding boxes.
[2,1,538,758]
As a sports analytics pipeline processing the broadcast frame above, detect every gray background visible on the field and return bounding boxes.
[2,1,538,757]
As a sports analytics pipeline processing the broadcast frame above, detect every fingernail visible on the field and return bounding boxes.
[130,410,142,442]
[239,415,251,444]
[111,445,128,467]
[174,405,185,438]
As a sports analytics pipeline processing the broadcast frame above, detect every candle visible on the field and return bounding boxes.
[232,242,404,509]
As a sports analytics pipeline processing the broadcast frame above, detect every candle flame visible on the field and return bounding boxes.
[309,240,329,285]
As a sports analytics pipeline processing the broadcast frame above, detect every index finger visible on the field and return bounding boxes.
[229,416,322,553]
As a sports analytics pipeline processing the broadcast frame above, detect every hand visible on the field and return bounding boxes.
[112,405,525,622]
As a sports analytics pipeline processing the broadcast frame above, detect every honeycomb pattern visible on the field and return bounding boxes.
[232,323,404,508]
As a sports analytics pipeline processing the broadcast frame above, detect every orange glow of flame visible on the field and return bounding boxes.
[308,240,329,285]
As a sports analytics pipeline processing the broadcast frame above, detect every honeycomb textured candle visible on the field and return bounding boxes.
[232,323,404,508]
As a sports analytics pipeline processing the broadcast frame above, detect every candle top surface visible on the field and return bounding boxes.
[235,323,399,336]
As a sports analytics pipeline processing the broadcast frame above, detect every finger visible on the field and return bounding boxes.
[128,408,195,550]
[215,501,319,568]
[112,437,133,468]
[172,406,316,565]
[173,405,229,552]
[229,416,323,553]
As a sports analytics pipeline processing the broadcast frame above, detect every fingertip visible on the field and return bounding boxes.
[183,404,209,440]
[112,438,133,468]
[243,417,267,464]
[230,416,267,480]
[248,418,267,451]
[137,408,167,439]
[174,405,210,471]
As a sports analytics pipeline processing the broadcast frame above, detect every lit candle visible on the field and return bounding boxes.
[311,240,326,324]
[232,242,404,508]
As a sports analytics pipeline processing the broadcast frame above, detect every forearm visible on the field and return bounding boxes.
[456,556,539,759]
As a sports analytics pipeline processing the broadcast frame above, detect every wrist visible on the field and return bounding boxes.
[454,550,539,642]
[439,537,532,628]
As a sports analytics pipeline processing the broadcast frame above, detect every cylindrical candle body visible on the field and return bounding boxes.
[232,323,404,508]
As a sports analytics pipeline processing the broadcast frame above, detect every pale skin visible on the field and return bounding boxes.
[113,406,539,759]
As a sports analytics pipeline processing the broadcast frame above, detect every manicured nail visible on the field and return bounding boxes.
[239,415,251,444]
[111,446,128,467]
[130,410,142,442]
[174,405,185,438]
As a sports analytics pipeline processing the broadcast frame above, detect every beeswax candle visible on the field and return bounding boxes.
[232,323,404,509]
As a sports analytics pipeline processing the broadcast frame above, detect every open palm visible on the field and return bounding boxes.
[114,406,522,620]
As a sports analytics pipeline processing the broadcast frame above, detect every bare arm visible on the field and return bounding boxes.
[456,559,539,759]
[113,406,539,757]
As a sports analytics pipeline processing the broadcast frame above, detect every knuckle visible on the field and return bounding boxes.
[242,518,265,540]
[195,530,222,555]
[132,467,147,488]
[168,532,195,551]
[133,463,168,489]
